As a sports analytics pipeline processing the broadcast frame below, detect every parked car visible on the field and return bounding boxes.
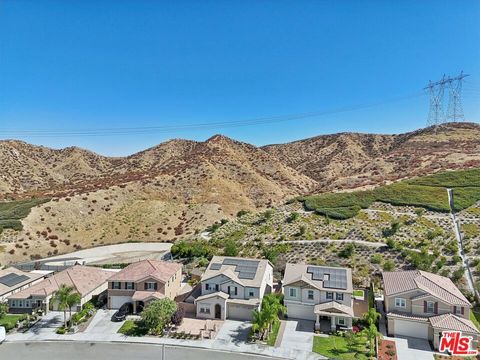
[111,302,133,322]
[0,326,5,343]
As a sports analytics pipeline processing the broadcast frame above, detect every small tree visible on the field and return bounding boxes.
[171,306,185,327]
[362,323,379,356]
[224,239,239,257]
[0,302,8,318]
[383,260,395,271]
[67,292,82,325]
[363,308,380,327]
[141,298,177,335]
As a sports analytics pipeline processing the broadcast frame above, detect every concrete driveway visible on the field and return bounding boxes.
[7,311,66,341]
[214,320,251,347]
[278,319,315,352]
[83,309,125,336]
[388,336,434,360]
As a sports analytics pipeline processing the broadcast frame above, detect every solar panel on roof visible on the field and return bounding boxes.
[0,273,30,287]
[209,263,222,270]
[307,266,347,290]
[221,258,259,280]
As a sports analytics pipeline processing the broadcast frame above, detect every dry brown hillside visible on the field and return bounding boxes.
[262,122,480,191]
[0,122,479,264]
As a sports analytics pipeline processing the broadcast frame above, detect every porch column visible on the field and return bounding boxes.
[315,314,320,331]
[133,301,137,314]
[330,316,336,331]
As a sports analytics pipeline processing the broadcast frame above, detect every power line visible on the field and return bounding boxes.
[0,92,425,138]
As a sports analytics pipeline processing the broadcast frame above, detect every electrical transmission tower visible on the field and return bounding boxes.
[425,72,469,127]
[446,71,469,122]
[425,75,446,127]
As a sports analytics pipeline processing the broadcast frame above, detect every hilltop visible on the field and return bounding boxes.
[0,122,479,264]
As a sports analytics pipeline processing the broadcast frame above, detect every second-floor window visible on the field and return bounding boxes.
[126,282,134,290]
[112,282,121,289]
[307,290,314,300]
[205,283,211,291]
[146,282,156,291]
[326,292,333,300]
[249,290,255,297]
[426,301,435,313]
[395,298,406,308]
[336,293,344,301]
[289,288,297,297]
[454,306,464,315]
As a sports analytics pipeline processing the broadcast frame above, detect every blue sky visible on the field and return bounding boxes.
[1,0,479,156]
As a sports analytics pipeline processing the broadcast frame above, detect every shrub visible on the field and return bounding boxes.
[141,298,177,335]
[383,260,395,271]
[171,306,185,326]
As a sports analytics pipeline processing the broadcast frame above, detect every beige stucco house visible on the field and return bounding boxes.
[7,265,112,314]
[193,256,273,321]
[107,260,182,313]
[383,270,479,350]
[283,263,354,332]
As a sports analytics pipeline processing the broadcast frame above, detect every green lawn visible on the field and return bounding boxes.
[266,320,281,346]
[0,314,24,331]
[117,320,147,336]
[353,290,364,298]
[301,168,480,219]
[312,335,369,360]
[470,309,480,330]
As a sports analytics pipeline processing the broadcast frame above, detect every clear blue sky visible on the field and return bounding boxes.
[1,0,479,156]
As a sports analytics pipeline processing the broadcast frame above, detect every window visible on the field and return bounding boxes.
[426,301,435,314]
[215,284,219,291]
[228,286,238,296]
[10,300,16,307]
[326,292,333,300]
[338,318,346,326]
[307,290,314,300]
[289,288,297,297]
[454,306,464,315]
[25,300,30,307]
[200,305,210,314]
[395,298,406,308]
[146,282,156,290]
[249,291,255,297]
[18,300,23,307]
[126,282,134,290]
[336,293,344,301]
[205,283,210,291]
[112,282,121,289]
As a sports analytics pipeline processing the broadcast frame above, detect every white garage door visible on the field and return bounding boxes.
[286,303,315,320]
[394,319,429,339]
[228,304,254,321]
[110,296,132,309]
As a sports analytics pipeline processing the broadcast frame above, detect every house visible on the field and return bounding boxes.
[383,270,480,350]
[107,259,182,313]
[194,256,273,320]
[0,267,45,302]
[283,263,354,331]
[7,265,112,314]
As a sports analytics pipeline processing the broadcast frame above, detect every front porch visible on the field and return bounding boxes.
[314,301,354,333]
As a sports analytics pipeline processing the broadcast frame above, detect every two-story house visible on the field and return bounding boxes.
[194,256,273,320]
[383,270,479,350]
[283,263,354,332]
[107,260,182,313]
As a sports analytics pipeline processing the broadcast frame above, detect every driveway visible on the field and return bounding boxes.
[83,309,125,336]
[278,319,315,352]
[214,320,251,347]
[388,336,434,360]
[7,311,65,341]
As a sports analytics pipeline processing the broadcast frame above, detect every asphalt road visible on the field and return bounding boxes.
[0,342,280,360]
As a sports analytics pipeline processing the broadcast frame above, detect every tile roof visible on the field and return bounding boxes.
[201,256,272,288]
[8,265,112,299]
[314,301,354,317]
[132,291,165,302]
[0,267,43,296]
[108,260,181,283]
[195,291,229,302]
[283,263,353,293]
[387,311,430,322]
[382,270,470,306]
[429,313,480,334]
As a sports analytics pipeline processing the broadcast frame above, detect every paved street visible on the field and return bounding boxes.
[0,342,279,360]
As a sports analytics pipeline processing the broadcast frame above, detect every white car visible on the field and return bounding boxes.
[0,326,5,343]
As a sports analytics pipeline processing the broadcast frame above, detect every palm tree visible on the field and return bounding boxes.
[251,309,269,340]
[67,292,81,325]
[53,284,79,329]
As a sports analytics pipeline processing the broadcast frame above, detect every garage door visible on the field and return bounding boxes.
[286,303,314,320]
[394,319,429,339]
[228,304,254,321]
[110,296,132,309]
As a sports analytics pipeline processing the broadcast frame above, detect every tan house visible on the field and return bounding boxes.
[283,263,354,332]
[0,267,45,302]
[192,256,273,321]
[7,265,112,314]
[383,270,479,349]
[107,260,182,313]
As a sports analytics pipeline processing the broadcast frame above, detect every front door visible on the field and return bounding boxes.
[215,304,221,319]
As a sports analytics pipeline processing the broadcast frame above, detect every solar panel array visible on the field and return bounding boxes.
[0,273,30,287]
[306,266,347,290]
[209,263,222,271]
[222,258,259,280]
